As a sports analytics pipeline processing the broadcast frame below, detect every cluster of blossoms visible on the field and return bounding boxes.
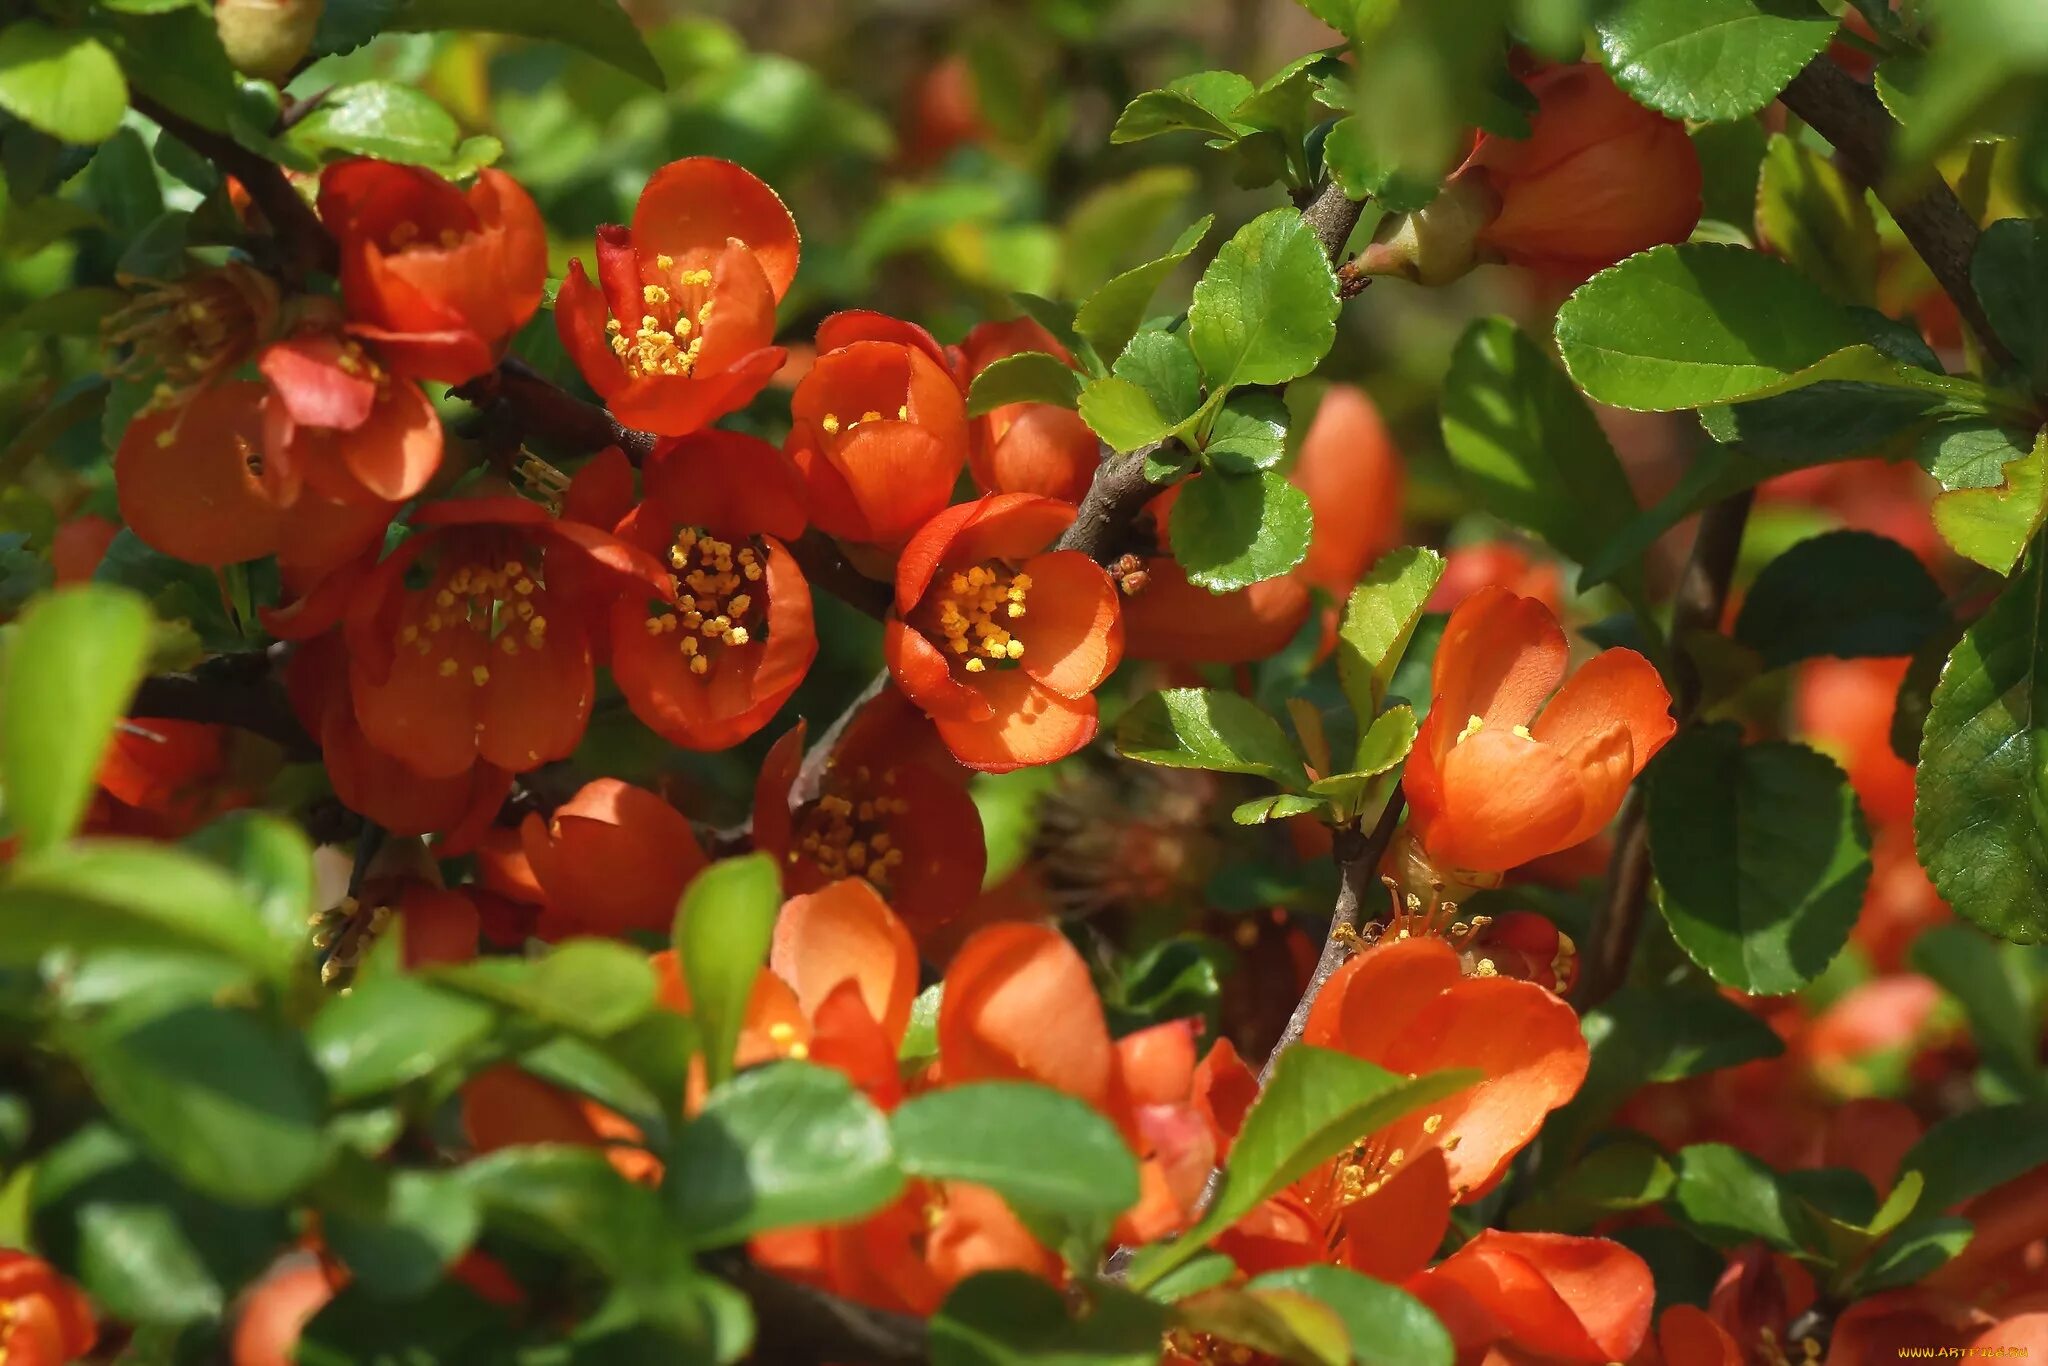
[11,40,2039,1366]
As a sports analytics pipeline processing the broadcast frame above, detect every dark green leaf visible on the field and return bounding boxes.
[1672,1143,1802,1251]
[1203,392,1290,473]
[1116,688,1307,786]
[1511,1136,1676,1233]
[1852,1216,1976,1295]
[389,0,664,89]
[931,1272,1165,1366]
[1897,1102,2048,1212]
[1,584,152,851]
[1909,924,2045,1096]
[668,1061,901,1248]
[1691,118,1769,231]
[892,1082,1139,1220]
[65,1001,328,1204]
[1442,317,1643,590]
[1555,244,1869,411]
[1336,546,1446,720]
[308,973,497,1103]
[459,1146,700,1306]
[1170,469,1313,592]
[672,853,779,1088]
[1700,383,1938,465]
[965,352,1082,417]
[1319,115,1442,213]
[1128,1047,1475,1290]
[1649,725,1870,992]
[1916,548,2048,942]
[1596,0,1838,122]
[323,1167,480,1300]
[1733,531,1948,668]
[1187,208,1340,390]
[0,22,127,144]
[1972,217,2048,388]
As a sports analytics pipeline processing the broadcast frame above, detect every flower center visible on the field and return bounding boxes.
[817,405,909,440]
[934,563,1031,674]
[396,553,549,686]
[607,253,715,379]
[105,262,278,405]
[643,528,765,675]
[792,769,909,890]
[1455,712,1532,744]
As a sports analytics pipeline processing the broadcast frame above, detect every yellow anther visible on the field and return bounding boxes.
[471,666,490,686]
[438,658,458,677]
[1456,713,1486,744]
[821,413,841,435]
[643,283,670,305]
[1512,724,1533,740]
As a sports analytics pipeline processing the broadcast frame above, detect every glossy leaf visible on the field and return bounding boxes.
[0,23,127,145]
[1170,469,1313,592]
[673,853,780,1087]
[1202,392,1290,473]
[965,352,1082,417]
[1755,132,1878,305]
[1116,688,1307,787]
[1931,426,2048,575]
[891,1082,1140,1220]
[1336,546,1445,719]
[1596,0,1838,122]
[1187,208,1340,390]
[389,0,663,88]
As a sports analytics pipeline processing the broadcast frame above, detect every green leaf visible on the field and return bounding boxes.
[1511,1136,1676,1233]
[308,973,497,1103]
[673,852,779,1088]
[1692,118,1769,232]
[1672,1143,1803,1251]
[1543,985,1784,1169]
[1128,1047,1475,1290]
[64,1001,328,1204]
[1232,793,1327,825]
[1852,1216,1976,1295]
[1245,1266,1452,1366]
[1203,392,1290,473]
[1,584,152,851]
[1336,546,1445,719]
[1733,530,1949,668]
[1648,725,1871,993]
[1079,329,1202,452]
[1175,1286,1350,1366]
[1898,1102,2048,1212]
[1111,72,1255,143]
[1187,208,1340,390]
[322,1167,480,1300]
[433,939,655,1038]
[287,81,500,176]
[1074,215,1212,363]
[892,1082,1139,1220]
[1555,244,1867,411]
[1909,924,2044,1095]
[966,352,1082,417]
[182,811,318,962]
[1921,419,2035,492]
[1595,0,1839,122]
[1116,688,1308,787]
[1705,383,1943,466]
[0,23,127,145]
[0,840,295,984]
[100,8,240,138]
[1972,217,2048,388]
[1756,132,1879,305]
[1917,545,2048,943]
[1931,424,2048,576]
[931,1272,1166,1366]
[389,0,664,89]
[1319,115,1442,213]
[668,1061,901,1248]
[1060,167,1197,299]
[1308,705,1420,795]
[1170,469,1313,592]
[1442,318,1643,591]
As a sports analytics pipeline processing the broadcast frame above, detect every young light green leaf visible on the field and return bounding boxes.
[1,584,153,851]
[1916,549,2048,944]
[1074,215,1212,362]
[434,939,655,1038]
[0,23,128,145]
[1336,546,1446,719]
[1127,1046,1475,1289]
[1755,132,1879,305]
[287,81,500,176]
[891,1083,1140,1220]
[668,1061,902,1248]
[1111,72,1255,143]
[673,853,780,1087]
[1170,469,1312,592]
[1931,426,2048,575]
[1187,208,1340,390]
[1174,1286,1350,1366]
[1232,793,1327,825]
[1554,244,1867,411]
[1442,318,1643,591]
[1596,0,1839,122]
[1117,688,1308,787]
[1648,725,1870,993]
[1079,329,1202,452]
[965,351,1082,417]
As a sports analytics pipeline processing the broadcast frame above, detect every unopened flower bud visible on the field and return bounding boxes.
[214,0,325,83]
[1355,175,1502,286]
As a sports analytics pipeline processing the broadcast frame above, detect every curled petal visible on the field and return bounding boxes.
[939,921,1115,1107]
[771,878,919,1043]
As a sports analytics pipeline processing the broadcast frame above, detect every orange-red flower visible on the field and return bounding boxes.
[461,1064,662,1184]
[1405,587,1674,876]
[1463,63,1701,279]
[341,493,672,778]
[90,718,251,838]
[753,690,985,938]
[50,513,117,584]
[317,159,547,383]
[0,1249,96,1366]
[1796,656,1915,828]
[957,318,1098,504]
[518,779,709,937]
[608,431,816,750]
[115,380,398,575]
[230,1258,333,1366]
[884,494,1122,771]
[1428,541,1565,617]
[258,331,444,505]
[1408,1230,1653,1365]
[788,318,969,545]
[556,157,797,436]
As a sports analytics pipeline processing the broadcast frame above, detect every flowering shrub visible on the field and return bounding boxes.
[2,0,2048,1363]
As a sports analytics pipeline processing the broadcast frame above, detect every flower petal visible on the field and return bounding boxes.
[1532,647,1675,774]
[1431,586,1569,739]
[1014,550,1122,699]
[116,383,283,567]
[772,878,919,1043]
[1423,727,1586,874]
[933,670,1097,773]
[633,157,800,300]
[939,921,1115,1107]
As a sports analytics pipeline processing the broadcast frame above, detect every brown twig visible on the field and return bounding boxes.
[1572,488,1756,1009]
[787,532,892,621]
[707,1251,928,1366]
[1299,177,1370,268]
[1257,791,1406,1085]
[129,653,315,759]
[1778,55,2016,371]
[449,358,660,465]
